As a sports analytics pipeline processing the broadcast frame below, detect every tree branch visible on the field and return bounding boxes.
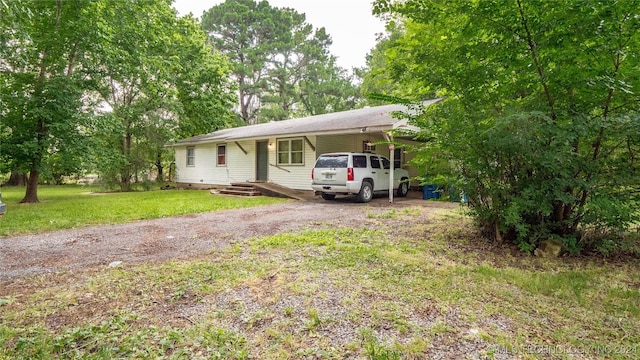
[516,0,556,121]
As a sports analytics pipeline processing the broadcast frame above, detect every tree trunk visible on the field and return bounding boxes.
[7,171,27,186]
[156,152,164,182]
[119,132,132,191]
[168,162,175,182]
[20,170,40,203]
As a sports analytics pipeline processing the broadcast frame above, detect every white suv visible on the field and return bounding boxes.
[311,152,410,202]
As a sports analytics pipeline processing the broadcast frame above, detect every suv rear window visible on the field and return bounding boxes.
[315,155,348,168]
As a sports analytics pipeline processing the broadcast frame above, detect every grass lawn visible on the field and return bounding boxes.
[1,208,638,359]
[0,185,287,236]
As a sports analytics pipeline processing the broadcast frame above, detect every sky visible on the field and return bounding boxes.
[171,0,386,70]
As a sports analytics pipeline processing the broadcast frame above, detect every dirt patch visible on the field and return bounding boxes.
[0,196,457,281]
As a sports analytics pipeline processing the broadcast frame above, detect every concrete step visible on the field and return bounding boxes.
[224,185,258,192]
[230,183,258,188]
[219,188,262,197]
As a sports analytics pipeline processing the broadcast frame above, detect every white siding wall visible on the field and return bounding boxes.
[176,142,260,186]
[175,135,423,189]
[227,141,256,183]
[268,136,316,190]
[175,144,229,185]
[315,133,387,155]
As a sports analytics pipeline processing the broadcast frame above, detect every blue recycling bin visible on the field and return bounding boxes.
[422,184,440,200]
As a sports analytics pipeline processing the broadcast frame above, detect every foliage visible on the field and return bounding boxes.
[0,0,105,202]
[299,56,361,116]
[0,0,235,197]
[359,27,420,103]
[372,0,640,251]
[0,185,286,236]
[202,0,362,124]
[91,0,235,191]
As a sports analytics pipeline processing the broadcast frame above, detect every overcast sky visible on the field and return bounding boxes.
[171,0,386,70]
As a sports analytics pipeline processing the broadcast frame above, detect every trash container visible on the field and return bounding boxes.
[422,184,440,200]
[448,187,467,203]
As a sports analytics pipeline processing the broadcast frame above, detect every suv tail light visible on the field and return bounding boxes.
[347,167,354,181]
[311,168,314,180]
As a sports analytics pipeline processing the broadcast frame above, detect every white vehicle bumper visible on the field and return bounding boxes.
[312,181,362,194]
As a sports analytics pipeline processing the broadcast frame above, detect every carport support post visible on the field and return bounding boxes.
[383,131,394,203]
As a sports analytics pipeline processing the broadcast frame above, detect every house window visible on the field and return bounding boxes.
[363,140,376,153]
[277,138,304,165]
[394,148,403,169]
[217,144,226,166]
[186,146,195,166]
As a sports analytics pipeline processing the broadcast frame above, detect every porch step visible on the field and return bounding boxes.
[218,183,262,197]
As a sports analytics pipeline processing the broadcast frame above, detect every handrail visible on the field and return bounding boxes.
[269,163,291,173]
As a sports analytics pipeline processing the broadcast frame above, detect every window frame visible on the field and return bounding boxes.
[363,140,376,153]
[276,138,304,166]
[186,146,195,167]
[217,144,227,166]
[370,155,381,169]
[380,156,391,170]
[393,148,403,169]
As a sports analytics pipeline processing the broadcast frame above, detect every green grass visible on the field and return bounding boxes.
[1,209,638,359]
[0,185,287,236]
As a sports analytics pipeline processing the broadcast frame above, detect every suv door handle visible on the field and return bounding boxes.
[371,171,377,173]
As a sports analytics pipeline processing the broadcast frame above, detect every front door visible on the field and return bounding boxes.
[256,141,268,182]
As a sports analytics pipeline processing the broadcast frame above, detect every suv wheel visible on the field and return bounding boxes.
[357,181,373,203]
[396,178,409,197]
[321,192,336,200]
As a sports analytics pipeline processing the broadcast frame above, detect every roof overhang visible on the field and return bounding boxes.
[166,125,396,147]
[166,98,442,148]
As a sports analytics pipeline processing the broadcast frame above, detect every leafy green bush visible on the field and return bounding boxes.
[374,0,640,254]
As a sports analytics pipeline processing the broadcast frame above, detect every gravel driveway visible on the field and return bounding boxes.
[1,197,453,281]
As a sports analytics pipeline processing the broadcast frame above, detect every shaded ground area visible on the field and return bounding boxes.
[0,191,454,280]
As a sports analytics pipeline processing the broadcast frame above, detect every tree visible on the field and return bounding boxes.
[299,56,361,115]
[0,0,103,202]
[1,0,235,196]
[92,0,235,191]
[202,0,362,123]
[258,9,332,120]
[202,0,275,124]
[373,0,640,252]
[359,27,413,103]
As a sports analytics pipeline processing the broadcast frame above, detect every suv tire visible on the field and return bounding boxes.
[396,178,409,197]
[321,192,336,200]
[357,181,373,203]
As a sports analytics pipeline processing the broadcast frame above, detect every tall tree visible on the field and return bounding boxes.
[1,0,235,196]
[373,0,640,252]
[202,0,361,124]
[0,0,102,202]
[359,27,417,102]
[202,0,275,124]
[258,9,331,120]
[299,56,361,115]
[93,0,234,190]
